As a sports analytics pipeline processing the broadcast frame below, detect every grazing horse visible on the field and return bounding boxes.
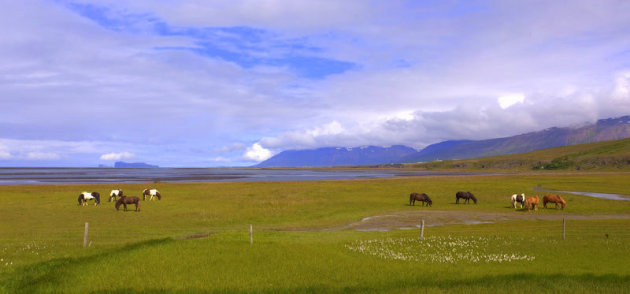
[78,192,100,206]
[543,194,566,210]
[142,188,161,201]
[109,189,124,202]
[511,193,526,209]
[409,192,432,207]
[525,196,539,211]
[456,191,477,204]
[115,195,141,212]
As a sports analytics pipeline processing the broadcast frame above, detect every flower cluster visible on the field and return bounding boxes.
[345,236,535,263]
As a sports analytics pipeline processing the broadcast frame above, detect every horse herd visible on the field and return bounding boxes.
[77,189,162,212]
[409,191,566,211]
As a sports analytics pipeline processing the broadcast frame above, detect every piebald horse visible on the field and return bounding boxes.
[142,189,162,201]
[511,193,525,209]
[78,192,100,206]
[109,189,124,202]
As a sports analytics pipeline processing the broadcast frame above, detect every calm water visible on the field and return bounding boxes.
[534,186,630,201]
[0,168,477,185]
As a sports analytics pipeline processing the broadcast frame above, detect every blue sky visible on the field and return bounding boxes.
[1,0,629,167]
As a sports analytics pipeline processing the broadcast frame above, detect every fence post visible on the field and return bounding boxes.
[83,222,89,248]
[250,224,253,245]
[562,218,566,240]
[419,219,425,241]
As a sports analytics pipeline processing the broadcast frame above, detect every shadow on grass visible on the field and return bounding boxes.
[2,238,173,293]
[84,272,630,293]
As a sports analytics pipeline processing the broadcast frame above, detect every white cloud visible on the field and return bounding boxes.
[26,152,61,160]
[498,93,526,109]
[100,152,135,161]
[1,1,630,167]
[244,143,272,162]
[0,151,11,159]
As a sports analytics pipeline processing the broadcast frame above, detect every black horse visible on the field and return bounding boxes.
[410,192,432,207]
[115,195,141,212]
[456,191,477,204]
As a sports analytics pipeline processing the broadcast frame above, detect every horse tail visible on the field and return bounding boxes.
[409,193,414,205]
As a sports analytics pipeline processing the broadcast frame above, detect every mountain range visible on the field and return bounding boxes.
[255,116,630,167]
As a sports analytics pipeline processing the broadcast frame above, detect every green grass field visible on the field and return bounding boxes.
[1,173,629,293]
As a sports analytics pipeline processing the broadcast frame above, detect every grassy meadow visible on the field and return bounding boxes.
[1,172,629,293]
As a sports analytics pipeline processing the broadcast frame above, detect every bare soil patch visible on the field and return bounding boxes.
[344,210,630,231]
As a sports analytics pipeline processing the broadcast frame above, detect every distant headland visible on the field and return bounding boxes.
[113,161,159,168]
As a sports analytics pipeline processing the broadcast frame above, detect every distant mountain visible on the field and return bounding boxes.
[114,161,159,168]
[255,116,630,168]
[401,115,630,163]
[255,145,417,167]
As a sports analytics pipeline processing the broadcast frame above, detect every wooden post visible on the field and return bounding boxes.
[562,218,566,240]
[83,222,89,248]
[250,224,253,245]
[419,219,425,241]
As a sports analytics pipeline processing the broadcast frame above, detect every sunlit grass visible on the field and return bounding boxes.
[0,172,629,292]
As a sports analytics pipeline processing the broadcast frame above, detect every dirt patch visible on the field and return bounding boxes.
[344,210,630,231]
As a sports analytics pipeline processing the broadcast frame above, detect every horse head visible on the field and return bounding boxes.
[92,192,101,205]
[115,196,125,210]
[469,192,477,204]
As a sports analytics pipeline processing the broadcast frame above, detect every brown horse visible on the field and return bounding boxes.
[525,196,539,211]
[409,193,432,207]
[543,194,566,210]
[456,191,477,204]
[115,195,141,212]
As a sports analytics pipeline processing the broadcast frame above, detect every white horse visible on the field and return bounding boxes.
[511,193,525,209]
[109,189,123,202]
[78,192,100,206]
[142,188,161,201]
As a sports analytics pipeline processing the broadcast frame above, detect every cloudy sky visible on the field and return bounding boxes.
[1,0,629,167]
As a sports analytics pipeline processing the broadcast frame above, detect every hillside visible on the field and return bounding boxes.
[401,116,630,163]
[256,116,630,168]
[255,145,417,167]
[403,137,630,171]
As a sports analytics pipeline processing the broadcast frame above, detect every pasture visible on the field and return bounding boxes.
[1,172,629,293]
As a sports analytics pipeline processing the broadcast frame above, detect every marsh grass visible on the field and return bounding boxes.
[0,173,629,292]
